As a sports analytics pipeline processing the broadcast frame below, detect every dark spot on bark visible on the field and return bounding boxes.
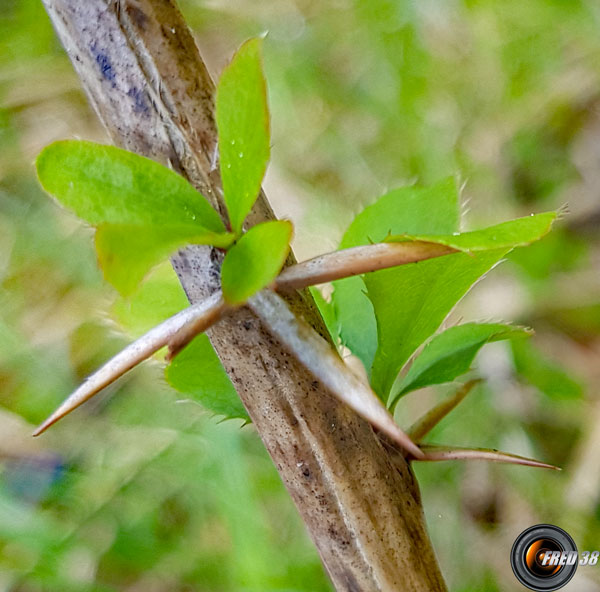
[128,5,148,30]
[127,86,150,115]
[328,525,351,549]
[91,43,116,87]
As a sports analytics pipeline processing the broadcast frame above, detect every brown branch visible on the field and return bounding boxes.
[40,1,447,590]
[249,290,423,458]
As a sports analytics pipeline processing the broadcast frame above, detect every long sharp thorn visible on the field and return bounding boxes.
[415,444,560,470]
[32,291,225,436]
[248,290,424,458]
[166,296,227,360]
[408,379,482,442]
[275,242,455,291]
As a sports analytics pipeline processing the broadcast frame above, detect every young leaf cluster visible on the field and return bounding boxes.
[36,38,290,306]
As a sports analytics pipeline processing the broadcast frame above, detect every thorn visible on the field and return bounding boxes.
[275,242,455,291]
[414,444,559,470]
[166,296,228,360]
[248,290,424,458]
[33,292,225,436]
[408,379,482,442]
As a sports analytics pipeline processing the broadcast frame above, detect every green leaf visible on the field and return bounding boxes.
[511,339,583,400]
[332,277,377,371]
[332,178,460,375]
[96,224,233,296]
[340,178,460,249]
[391,322,531,406]
[367,250,509,399]
[36,140,231,294]
[111,262,190,336]
[385,212,557,251]
[368,212,556,399]
[221,220,292,305]
[308,286,339,342]
[217,38,270,235]
[36,140,225,231]
[165,334,249,421]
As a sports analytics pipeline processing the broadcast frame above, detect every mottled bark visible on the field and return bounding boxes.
[41,1,447,590]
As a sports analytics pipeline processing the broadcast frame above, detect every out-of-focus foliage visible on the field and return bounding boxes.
[1,1,600,591]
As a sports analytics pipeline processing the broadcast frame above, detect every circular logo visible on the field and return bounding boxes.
[511,525,578,591]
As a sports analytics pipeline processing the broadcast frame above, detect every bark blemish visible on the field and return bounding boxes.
[91,42,116,86]
[127,86,150,115]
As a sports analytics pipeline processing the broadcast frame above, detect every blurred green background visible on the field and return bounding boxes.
[1,0,600,590]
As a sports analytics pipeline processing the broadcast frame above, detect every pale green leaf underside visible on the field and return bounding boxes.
[217,38,270,235]
[96,224,234,296]
[386,212,557,252]
[165,334,249,422]
[36,140,225,231]
[221,220,292,305]
[332,178,460,376]
[391,322,531,406]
